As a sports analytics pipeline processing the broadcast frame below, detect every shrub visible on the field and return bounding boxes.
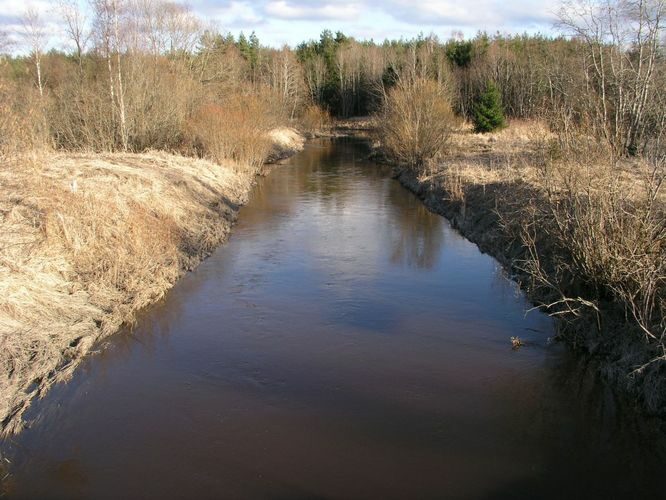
[0,78,49,158]
[378,77,457,170]
[299,104,332,136]
[187,90,285,173]
[516,143,665,346]
[473,81,505,133]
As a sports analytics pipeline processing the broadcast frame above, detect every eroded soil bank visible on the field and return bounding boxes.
[0,129,304,434]
[383,123,665,420]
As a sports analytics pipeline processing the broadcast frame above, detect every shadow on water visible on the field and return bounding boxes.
[1,137,664,499]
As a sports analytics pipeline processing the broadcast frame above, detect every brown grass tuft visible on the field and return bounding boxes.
[299,104,332,136]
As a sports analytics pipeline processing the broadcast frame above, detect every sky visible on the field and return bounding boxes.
[0,0,561,52]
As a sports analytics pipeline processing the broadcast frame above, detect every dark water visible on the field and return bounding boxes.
[2,138,664,499]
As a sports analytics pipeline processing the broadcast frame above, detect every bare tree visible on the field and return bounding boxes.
[335,42,363,117]
[558,0,665,156]
[162,1,201,55]
[58,0,90,71]
[90,0,127,150]
[195,33,248,95]
[91,0,115,123]
[111,0,128,151]
[264,47,303,118]
[302,54,326,103]
[22,7,48,97]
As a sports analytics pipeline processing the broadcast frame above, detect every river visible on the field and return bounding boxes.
[1,137,664,499]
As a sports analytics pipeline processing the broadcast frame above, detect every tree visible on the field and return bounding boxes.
[0,28,11,54]
[472,81,505,133]
[22,7,48,97]
[236,31,261,82]
[446,40,474,67]
[58,0,89,72]
[557,0,666,156]
[264,46,303,118]
[90,0,128,151]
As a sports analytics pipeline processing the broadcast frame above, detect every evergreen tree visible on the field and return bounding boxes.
[445,40,473,67]
[237,32,250,59]
[472,81,505,133]
[248,32,260,69]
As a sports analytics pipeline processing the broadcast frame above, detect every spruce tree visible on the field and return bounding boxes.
[472,81,505,133]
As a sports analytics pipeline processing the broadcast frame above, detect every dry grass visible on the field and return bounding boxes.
[434,120,663,206]
[0,149,264,434]
[266,127,306,162]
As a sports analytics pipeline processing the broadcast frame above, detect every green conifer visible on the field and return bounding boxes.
[472,81,505,133]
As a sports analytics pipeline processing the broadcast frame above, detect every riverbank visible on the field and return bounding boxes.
[376,121,666,417]
[0,129,304,434]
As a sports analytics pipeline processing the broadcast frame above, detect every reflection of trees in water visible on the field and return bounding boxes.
[386,181,445,269]
[242,137,376,228]
[298,137,375,201]
[292,137,446,270]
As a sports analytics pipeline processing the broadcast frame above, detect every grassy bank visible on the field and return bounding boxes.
[0,129,304,435]
[377,121,666,416]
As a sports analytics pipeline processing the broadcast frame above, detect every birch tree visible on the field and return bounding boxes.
[558,0,665,155]
[22,8,48,97]
[58,0,90,72]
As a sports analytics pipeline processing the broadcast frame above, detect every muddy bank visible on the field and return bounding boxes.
[365,121,665,419]
[0,131,304,434]
[394,165,665,419]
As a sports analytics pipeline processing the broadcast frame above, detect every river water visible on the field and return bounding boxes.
[2,138,664,499]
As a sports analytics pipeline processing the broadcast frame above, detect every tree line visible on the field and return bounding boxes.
[0,0,664,161]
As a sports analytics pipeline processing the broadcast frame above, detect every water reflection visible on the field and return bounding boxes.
[386,183,445,269]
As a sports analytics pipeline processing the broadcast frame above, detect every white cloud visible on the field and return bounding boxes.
[265,1,362,21]
[0,0,66,53]
[197,0,265,25]
[0,0,53,19]
[384,0,555,28]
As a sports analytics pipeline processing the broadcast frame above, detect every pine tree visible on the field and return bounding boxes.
[472,81,505,133]
[445,40,473,67]
[248,32,260,69]
[237,32,250,59]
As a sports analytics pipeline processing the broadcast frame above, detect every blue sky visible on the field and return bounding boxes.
[0,0,560,50]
